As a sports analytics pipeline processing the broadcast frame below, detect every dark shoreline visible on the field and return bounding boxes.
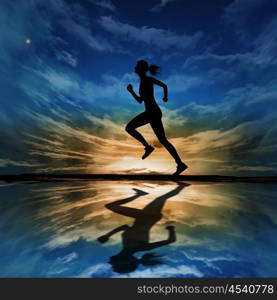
[0,173,277,183]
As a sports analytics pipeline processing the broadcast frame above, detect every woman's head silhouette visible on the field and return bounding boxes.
[135,60,160,76]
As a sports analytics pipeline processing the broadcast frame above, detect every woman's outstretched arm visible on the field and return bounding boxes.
[151,78,168,102]
[137,226,176,251]
[127,84,143,103]
[97,224,129,243]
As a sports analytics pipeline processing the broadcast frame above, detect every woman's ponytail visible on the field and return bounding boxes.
[139,253,163,266]
[148,64,160,76]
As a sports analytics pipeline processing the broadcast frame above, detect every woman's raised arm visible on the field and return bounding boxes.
[127,84,143,103]
[151,77,168,102]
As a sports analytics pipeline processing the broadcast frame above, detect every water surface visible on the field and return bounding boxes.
[0,180,276,277]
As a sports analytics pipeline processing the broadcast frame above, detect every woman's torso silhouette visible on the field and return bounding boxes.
[121,211,162,249]
[139,76,161,117]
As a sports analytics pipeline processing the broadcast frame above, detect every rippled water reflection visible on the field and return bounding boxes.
[0,180,277,277]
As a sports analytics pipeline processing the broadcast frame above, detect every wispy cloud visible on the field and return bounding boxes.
[114,264,203,278]
[56,50,78,67]
[60,18,115,52]
[150,0,178,12]
[77,263,111,278]
[223,0,275,39]
[89,0,116,11]
[98,16,203,50]
[0,158,40,168]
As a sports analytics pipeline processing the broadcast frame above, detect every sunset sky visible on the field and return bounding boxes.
[1,0,277,175]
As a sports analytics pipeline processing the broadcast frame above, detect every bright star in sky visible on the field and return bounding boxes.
[25,38,31,44]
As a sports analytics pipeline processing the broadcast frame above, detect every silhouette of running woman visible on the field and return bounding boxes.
[126,60,188,175]
[98,183,189,273]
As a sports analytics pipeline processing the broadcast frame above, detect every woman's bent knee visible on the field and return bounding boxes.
[105,203,113,209]
[105,203,121,212]
[125,124,132,133]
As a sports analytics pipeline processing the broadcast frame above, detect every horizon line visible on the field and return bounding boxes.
[0,173,277,183]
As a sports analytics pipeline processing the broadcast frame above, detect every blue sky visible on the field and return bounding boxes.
[0,0,277,175]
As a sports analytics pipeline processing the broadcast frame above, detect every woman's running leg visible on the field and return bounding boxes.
[125,112,155,159]
[125,112,150,147]
[150,118,182,164]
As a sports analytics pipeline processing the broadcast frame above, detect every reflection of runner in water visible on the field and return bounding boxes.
[98,183,189,273]
[126,60,188,175]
